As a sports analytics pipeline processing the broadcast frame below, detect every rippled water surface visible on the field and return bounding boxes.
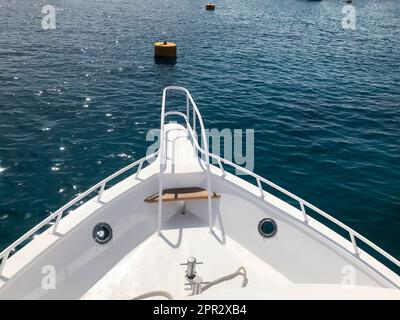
[0,0,399,259]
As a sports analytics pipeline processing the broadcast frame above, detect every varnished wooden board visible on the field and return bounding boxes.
[144,187,221,203]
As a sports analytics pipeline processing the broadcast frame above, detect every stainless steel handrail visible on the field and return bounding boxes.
[0,151,159,275]
[1,87,398,282]
[157,86,213,233]
[159,93,400,274]
[185,115,400,272]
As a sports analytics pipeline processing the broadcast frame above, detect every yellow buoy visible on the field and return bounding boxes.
[205,3,215,10]
[154,41,177,59]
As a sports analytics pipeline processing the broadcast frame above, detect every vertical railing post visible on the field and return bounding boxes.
[217,158,225,176]
[350,232,359,256]
[135,160,143,179]
[52,211,64,235]
[0,250,10,276]
[186,95,190,129]
[300,202,308,224]
[158,88,167,235]
[256,178,264,199]
[97,183,106,202]
[206,162,213,231]
[158,130,165,235]
[193,105,212,231]
[157,163,163,235]
[193,109,196,136]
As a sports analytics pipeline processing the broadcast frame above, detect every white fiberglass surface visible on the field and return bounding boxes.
[0,122,398,299]
[82,220,291,300]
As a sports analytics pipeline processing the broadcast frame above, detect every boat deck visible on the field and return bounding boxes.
[82,212,290,300]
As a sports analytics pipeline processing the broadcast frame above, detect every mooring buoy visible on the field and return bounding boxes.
[206,3,215,11]
[154,41,177,59]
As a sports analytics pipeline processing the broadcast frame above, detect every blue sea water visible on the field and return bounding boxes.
[0,0,399,261]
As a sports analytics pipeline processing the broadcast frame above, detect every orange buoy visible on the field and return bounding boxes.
[205,3,215,10]
[154,41,177,59]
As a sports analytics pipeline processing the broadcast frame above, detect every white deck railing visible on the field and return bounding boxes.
[179,93,400,274]
[158,87,399,275]
[157,86,213,233]
[0,86,398,281]
[206,152,400,268]
[0,151,159,276]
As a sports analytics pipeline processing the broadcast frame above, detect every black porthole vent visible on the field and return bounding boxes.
[258,218,277,238]
[93,222,113,244]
